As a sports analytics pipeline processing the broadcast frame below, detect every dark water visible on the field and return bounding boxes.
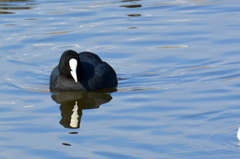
[1,0,240,158]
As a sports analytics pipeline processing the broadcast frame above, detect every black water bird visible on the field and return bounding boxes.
[50,50,118,91]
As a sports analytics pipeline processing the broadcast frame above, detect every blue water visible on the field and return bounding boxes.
[1,0,240,158]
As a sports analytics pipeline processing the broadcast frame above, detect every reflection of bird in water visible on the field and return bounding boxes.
[51,91,113,129]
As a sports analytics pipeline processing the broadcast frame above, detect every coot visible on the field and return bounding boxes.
[50,50,118,91]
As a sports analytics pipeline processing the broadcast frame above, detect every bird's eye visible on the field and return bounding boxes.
[65,64,69,66]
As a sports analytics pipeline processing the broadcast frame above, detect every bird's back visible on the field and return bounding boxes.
[79,52,102,66]
[78,52,118,90]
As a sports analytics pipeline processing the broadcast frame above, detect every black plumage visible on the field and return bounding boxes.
[50,50,118,91]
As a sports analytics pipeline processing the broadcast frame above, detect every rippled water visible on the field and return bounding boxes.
[1,0,240,158]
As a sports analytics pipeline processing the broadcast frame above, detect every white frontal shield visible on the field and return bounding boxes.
[69,58,78,83]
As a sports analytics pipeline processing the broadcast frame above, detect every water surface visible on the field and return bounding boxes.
[1,0,240,158]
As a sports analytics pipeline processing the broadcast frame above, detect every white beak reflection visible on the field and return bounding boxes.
[70,101,79,128]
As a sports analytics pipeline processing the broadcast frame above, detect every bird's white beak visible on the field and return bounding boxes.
[69,58,78,83]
